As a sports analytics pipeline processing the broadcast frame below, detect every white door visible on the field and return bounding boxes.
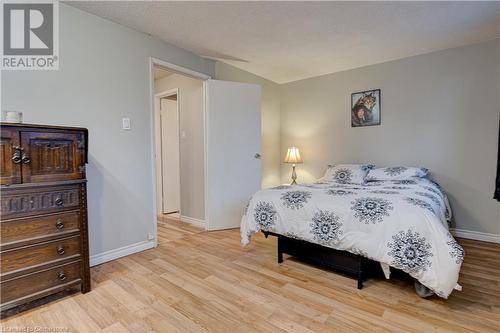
[160,97,181,214]
[205,80,262,230]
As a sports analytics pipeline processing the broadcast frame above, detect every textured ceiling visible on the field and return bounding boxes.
[68,1,500,83]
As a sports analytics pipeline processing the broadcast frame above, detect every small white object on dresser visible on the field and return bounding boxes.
[2,111,23,123]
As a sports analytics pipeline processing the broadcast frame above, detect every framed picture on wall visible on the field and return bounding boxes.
[351,89,381,127]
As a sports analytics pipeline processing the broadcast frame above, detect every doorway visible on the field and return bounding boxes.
[152,63,206,229]
[149,57,262,246]
[157,89,180,214]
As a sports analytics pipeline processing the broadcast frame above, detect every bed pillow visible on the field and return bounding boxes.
[321,164,374,184]
[366,166,429,181]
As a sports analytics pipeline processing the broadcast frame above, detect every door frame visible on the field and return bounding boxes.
[154,88,180,216]
[149,57,211,247]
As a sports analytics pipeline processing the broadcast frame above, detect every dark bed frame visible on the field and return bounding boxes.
[263,232,381,289]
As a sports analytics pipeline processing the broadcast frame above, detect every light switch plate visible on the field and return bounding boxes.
[122,117,131,130]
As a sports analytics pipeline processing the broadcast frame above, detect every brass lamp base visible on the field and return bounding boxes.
[290,164,297,185]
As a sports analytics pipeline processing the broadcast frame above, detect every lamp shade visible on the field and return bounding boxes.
[284,147,303,164]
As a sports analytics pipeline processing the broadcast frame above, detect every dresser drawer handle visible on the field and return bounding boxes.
[58,271,67,281]
[57,245,65,255]
[56,219,64,229]
[55,196,63,206]
[21,152,31,164]
[12,151,22,164]
[11,146,22,164]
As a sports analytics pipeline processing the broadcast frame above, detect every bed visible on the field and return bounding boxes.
[241,172,464,298]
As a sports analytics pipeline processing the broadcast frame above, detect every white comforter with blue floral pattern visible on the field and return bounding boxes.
[240,178,464,298]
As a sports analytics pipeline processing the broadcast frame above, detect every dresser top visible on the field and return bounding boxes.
[1,122,89,163]
[0,122,88,133]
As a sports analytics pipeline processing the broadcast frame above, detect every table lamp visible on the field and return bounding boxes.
[284,147,303,185]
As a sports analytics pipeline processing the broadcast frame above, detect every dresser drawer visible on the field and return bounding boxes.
[1,211,80,248]
[1,260,81,306]
[1,185,80,219]
[1,236,81,275]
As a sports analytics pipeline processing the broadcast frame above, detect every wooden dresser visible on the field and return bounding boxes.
[0,123,90,315]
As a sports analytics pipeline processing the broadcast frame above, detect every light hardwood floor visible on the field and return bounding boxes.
[2,217,499,332]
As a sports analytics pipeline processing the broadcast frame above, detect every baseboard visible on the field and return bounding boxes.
[90,240,156,267]
[450,228,500,244]
[180,215,206,229]
[163,212,180,218]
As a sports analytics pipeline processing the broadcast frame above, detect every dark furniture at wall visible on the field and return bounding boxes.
[263,232,381,289]
[494,118,500,201]
[0,123,90,316]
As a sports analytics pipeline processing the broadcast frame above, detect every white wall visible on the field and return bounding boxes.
[215,62,281,188]
[155,74,205,221]
[280,39,500,237]
[1,4,215,262]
